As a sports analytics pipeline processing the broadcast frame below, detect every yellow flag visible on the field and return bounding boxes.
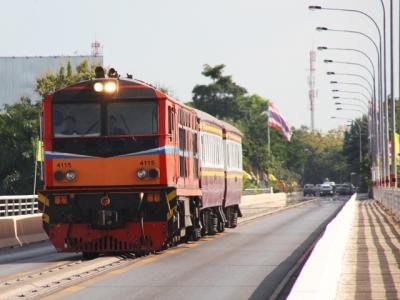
[36,140,43,162]
[268,173,277,182]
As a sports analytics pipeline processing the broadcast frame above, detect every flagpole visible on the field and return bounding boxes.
[33,142,38,195]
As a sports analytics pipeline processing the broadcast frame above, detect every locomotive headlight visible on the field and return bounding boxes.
[65,170,77,181]
[93,82,104,92]
[148,168,160,179]
[136,169,148,180]
[104,81,117,93]
[54,170,65,182]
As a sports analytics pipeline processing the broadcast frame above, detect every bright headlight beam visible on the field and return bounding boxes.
[104,81,117,93]
[93,82,104,92]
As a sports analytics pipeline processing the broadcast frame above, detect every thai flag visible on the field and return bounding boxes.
[267,102,292,142]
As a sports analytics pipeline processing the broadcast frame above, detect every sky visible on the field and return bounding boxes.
[0,0,398,132]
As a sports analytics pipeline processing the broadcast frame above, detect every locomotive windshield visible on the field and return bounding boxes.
[53,103,101,137]
[107,101,158,135]
[52,101,158,137]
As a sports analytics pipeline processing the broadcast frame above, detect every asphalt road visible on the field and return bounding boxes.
[49,197,348,300]
[0,241,79,279]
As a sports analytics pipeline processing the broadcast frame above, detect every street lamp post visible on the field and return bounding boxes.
[330,80,374,99]
[335,102,368,114]
[389,0,396,186]
[315,24,386,185]
[324,59,378,168]
[327,72,374,95]
[333,96,368,107]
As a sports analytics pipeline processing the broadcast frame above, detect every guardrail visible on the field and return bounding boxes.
[0,195,38,217]
[373,187,400,219]
[242,188,273,195]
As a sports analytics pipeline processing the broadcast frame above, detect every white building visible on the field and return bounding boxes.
[0,55,103,106]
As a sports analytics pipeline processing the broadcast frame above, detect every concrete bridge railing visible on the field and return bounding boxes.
[0,195,38,217]
[373,187,400,219]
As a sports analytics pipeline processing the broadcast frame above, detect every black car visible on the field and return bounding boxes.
[336,183,355,195]
[303,184,316,196]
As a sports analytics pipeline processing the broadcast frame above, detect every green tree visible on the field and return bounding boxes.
[192,64,247,120]
[36,60,97,98]
[0,98,40,194]
[343,116,370,191]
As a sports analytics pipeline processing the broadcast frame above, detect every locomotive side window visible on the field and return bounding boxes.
[193,132,198,178]
[168,106,173,134]
[108,101,158,135]
[53,103,101,137]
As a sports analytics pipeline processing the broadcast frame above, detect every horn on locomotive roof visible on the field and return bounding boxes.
[95,66,105,78]
[107,68,119,78]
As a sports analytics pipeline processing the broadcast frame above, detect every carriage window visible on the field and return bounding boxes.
[53,103,101,137]
[108,101,158,135]
[179,128,186,177]
[193,132,198,178]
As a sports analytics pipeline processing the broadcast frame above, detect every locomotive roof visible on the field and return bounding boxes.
[49,76,242,137]
[51,77,170,102]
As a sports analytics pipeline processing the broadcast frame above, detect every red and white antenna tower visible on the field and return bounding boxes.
[308,50,317,131]
[91,40,102,57]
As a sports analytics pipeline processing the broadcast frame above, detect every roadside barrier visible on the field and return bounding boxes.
[287,193,357,300]
[373,187,400,220]
[0,217,20,248]
[15,214,47,245]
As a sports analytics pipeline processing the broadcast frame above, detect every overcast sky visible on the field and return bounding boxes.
[1,0,398,132]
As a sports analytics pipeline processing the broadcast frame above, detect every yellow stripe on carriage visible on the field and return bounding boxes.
[200,170,225,177]
[224,133,242,143]
[200,124,223,136]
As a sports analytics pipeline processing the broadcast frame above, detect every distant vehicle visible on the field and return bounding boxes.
[303,184,316,196]
[336,183,355,195]
[320,183,334,196]
[314,184,321,195]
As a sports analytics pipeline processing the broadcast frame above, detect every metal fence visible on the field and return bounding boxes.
[373,187,400,219]
[0,195,38,217]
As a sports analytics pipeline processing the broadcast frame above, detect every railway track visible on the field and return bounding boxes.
[0,255,134,299]
[0,195,327,299]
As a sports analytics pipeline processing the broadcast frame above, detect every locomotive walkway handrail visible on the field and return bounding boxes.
[0,195,38,217]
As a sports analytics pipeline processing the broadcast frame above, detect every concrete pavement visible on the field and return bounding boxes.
[336,200,400,300]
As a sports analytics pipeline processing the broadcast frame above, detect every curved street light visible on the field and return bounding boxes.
[334,102,368,113]
[327,72,374,95]
[311,5,384,103]
[330,81,373,99]
[323,59,376,92]
[316,25,386,184]
[318,46,376,83]
[333,96,368,108]
[331,90,371,102]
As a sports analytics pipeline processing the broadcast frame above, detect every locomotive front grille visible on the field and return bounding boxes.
[65,236,138,252]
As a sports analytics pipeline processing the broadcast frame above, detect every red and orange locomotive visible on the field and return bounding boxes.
[38,67,242,257]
